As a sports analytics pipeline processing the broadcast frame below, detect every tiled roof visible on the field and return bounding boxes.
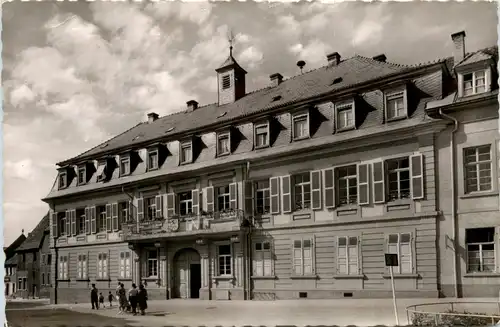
[455,46,498,68]
[62,55,445,165]
[16,213,49,251]
[4,234,26,261]
[5,253,18,266]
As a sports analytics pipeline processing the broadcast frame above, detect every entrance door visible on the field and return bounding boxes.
[190,264,201,299]
[173,248,201,299]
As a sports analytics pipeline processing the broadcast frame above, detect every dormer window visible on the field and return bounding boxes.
[96,162,106,182]
[120,157,130,176]
[147,149,159,171]
[217,132,231,156]
[385,90,407,121]
[254,122,270,149]
[77,166,86,185]
[58,172,67,189]
[222,75,231,90]
[336,102,355,130]
[463,71,486,96]
[292,113,309,140]
[180,141,192,164]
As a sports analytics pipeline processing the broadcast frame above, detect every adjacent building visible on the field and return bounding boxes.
[4,233,27,297]
[42,30,499,304]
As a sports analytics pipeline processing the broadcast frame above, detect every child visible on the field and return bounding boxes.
[108,291,113,307]
[99,292,105,308]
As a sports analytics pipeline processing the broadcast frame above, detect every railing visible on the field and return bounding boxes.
[406,301,500,327]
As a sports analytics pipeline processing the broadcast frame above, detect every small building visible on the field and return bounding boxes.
[4,233,26,297]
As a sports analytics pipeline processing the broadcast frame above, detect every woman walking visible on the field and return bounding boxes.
[117,283,128,315]
[128,283,138,315]
[137,284,148,316]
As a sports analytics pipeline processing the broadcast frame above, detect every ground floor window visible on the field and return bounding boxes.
[387,233,412,274]
[120,251,131,279]
[58,256,68,280]
[466,227,496,273]
[337,236,359,275]
[293,238,313,275]
[218,244,232,276]
[97,253,108,279]
[253,241,272,276]
[147,250,158,277]
[77,254,87,279]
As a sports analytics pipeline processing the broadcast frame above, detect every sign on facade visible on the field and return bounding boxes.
[385,253,399,267]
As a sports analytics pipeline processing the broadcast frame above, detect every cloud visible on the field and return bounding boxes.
[289,39,332,67]
[5,159,36,180]
[239,46,264,69]
[352,4,393,47]
[9,84,36,108]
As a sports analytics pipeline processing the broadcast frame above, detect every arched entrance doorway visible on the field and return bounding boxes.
[173,248,201,299]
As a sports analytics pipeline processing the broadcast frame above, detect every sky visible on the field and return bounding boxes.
[2,1,498,245]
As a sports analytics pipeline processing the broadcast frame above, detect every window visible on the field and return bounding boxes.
[58,255,68,280]
[386,91,406,120]
[58,172,67,189]
[387,233,412,274]
[18,278,22,290]
[59,214,67,236]
[145,197,156,220]
[294,173,311,210]
[255,124,269,148]
[222,74,231,89]
[337,236,359,275]
[293,238,313,275]
[255,181,270,214]
[387,157,410,201]
[253,241,272,276]
[218,244,232,276]
[217,186,231,212]
[42,273,45,285]
[119,202,129,227]
[47,273,51,285]
[120,157,130,176]
[292,114,309,140]
[336,103,354,130]
[119,252,131,279]
[147,150,159,170]
[179,192,193,216]
[22,278,27,290]
[97,253,108,279]
[466,228,496,273]
[337,165,358,205]
[77,254,87,279]
[33,252,37,261]
[77,166,86,185]
[180,142,192,164]
[22,253,26,262]
[97,206,106,232]
[217,133,230,156]
[463,71,486,96]
[77,209,85,234]
[47,254,52,265]
[147,250,158,277]
[464,145,492,193]
[96,162,106,182]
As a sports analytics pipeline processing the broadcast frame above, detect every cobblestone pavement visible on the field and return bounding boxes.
[38,297,500,327]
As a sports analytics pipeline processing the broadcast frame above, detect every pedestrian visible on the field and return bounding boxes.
[99,292,105,308]
[108,291,113,307]
[137,284,148,316]
[90,284,99,310]
[117,283,128,315]
[128,283,138,315]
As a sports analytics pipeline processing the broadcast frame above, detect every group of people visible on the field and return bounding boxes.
[90,282,148,316]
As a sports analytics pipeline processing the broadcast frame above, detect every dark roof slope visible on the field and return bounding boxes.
[5,253,18,266]
[16,213,49,252]
[61,55,445,165]
[4,234,26,260]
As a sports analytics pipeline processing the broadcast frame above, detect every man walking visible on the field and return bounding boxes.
[90,284,99,310]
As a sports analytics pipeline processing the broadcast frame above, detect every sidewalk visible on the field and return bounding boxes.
[54,297,500,327]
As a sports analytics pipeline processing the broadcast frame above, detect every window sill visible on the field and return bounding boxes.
[251,276,276,280]
[143,277,159,281]
[333,274,364,280]
[255,144,270,150]
[57,279,70,282]
[290,275,317,280]
[386,115,408,123]
[464,272,500,278]
[146,167,159,172]
[117,278,133,281]
[76,278,90,282]
[292,136,310,142]
[179,161,192,166]
[336,126,356,133]
[460,190,498,199]
[217,152,231,158]
[213,275,234,281]
[96,278,111,282]
[386,198,412,205]
[382,273,419,279]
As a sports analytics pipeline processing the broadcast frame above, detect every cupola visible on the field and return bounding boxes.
[215,44,247,106]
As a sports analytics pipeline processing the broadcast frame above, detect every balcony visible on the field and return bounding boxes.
[122,209,249,241]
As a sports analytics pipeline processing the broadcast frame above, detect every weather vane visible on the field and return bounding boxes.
[228,29,235,56]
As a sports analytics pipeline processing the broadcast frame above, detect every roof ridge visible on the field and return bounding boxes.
[353,54,410,68]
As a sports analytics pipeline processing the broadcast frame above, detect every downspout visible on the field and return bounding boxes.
[245,161,252,301]
[439,108,459,298]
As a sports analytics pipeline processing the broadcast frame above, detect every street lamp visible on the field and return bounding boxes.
[154,241,161,248]
[196,238,205,245]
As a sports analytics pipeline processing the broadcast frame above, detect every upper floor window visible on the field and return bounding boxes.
[33,252,37,262]
[120,157,130,176]
[293,173,311,210]
[119,202,129,227]
[58,212,67,236]
[58,172,67,189]
[385,91,406,120]
[97,206,106,233]
[222,75,231,90]
[217,132,230,156]
[178,192,193,216]
[255,180,270,215]
[77,167,86,185]
[96,162,107,182]
[336,103,355,130]
[292,113,309,140]
[254,123,270,148]
[337,165,358,206]
[464,145,492,193]
[466,227,496,273]
[145,197,156,220]
[147,149,159,170]
[463,71,486,96]
[180,141,192,164]
[217,186,231,212]
[387,157,410,201]
[77,209,85,234]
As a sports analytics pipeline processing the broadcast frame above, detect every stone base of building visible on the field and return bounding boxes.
[440,284,500,298]
[252,289,439,300]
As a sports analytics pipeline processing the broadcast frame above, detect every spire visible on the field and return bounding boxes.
[215,29,247,74]
[22,229,24,235]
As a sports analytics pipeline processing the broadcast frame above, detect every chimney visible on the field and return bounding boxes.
[147,112,159,123]
[270,73,283,87]
[186,100,198,111]
[451,30,466,64]
[372,54,387,62]
[327,52,341,66]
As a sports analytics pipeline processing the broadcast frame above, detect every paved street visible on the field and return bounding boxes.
[9,297,498,327]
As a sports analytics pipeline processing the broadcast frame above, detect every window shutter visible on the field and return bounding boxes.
[311,170,322,210]
[111,203,119,231]
[165,193,175,218]
[71,210,77,236]
[244,181,254,217]
[137,198,144,221]
[155,195,163,218]
[65,210,70,236]
[91,206,97,234]
[85,207,90,235]
[229,182,238,210]
[357,163,370,205]
[205,187,214,213]
[106,204,112,232]
[281,175,291,213]
[372,161,385,204]
[410,154,424,200]
[192,189,200,215]
[270,177,280,214]
[51,211,58,238]
[323,168,335,209]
